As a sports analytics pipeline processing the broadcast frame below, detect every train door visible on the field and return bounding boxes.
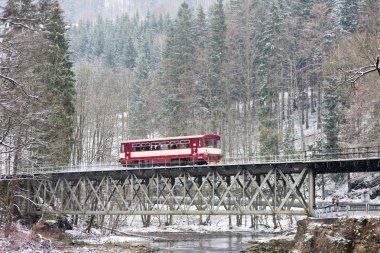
[125,143,131,160]
[192,138,199,162]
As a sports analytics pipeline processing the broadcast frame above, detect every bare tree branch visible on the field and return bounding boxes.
[0,17,37,31]
[0,138,40,155]
[340,56,380,84]
[0,65,19,70]
[0,73,39,99]
[15,194,41,207]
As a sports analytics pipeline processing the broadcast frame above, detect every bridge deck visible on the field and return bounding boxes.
[14,156,380,181]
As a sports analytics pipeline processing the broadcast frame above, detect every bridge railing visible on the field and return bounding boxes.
[14,146,380,175]
[223,146,380,164]
[18,163,122,175]
[314,202,380,217]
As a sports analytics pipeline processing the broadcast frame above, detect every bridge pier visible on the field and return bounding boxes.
[308,169,315,216]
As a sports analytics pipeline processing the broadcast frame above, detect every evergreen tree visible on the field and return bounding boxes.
[91,16,106,59]
[103,19,118,69]
[341,0,359,33]
[193,6,211,132]
[208,0,227,133]
[123,36,137,69]
[161,2,196,136]
[73,20,91,60]
[3,0,37,19]
[293,0,316,19]
[111,15,137,69]
[255,1,287,155]
[325,0,344,38]
[195,7,207,50]
[282,132,296,155]
[322,77,344,152]
[2,0,38,34]
[128,36,150,139]
[37,0,75,165]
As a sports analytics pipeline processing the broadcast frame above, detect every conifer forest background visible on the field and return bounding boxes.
[0,0,379,170]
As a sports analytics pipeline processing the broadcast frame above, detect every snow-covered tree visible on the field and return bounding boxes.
[322,77,344,151]
[37,0,76,165]
[208,0,227,133]
[160,2,196,136]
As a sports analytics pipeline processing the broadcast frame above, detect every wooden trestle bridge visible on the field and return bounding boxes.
[6,147,380,220]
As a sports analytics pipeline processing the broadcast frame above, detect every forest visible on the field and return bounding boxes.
[0,0,380,170]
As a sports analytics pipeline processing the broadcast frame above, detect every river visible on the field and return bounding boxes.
[59,231,279,253]
[137,231,273,252]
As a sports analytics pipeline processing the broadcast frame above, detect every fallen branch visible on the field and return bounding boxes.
[99,225,165,241]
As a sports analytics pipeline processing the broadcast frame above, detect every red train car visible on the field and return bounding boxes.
[119,134,222,166]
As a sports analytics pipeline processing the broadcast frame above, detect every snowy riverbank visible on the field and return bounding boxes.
[0,216,297,252]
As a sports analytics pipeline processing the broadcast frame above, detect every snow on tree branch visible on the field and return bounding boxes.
[0,73,39,99]
[340,56,380,84]
[0,17,37,31]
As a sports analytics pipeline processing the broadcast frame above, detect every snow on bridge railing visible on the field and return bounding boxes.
[14,146,380,175]
[18,163,122,175]
[314,202,380,218]
[223,146,380,164]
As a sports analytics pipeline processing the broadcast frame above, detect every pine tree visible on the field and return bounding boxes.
[91,16,106,59]
[3,0,37,19]
[128,37,150,139]
[161,2,196,136]
[208,0,227,133]
[193,6,211,132]
[255,1,287,155]
[341,0,359,33]
[322,77,344,152]
[293,0,316,19]
[325,0,344,41]
[1,0,55,235]
[37,0,75,165]
[103,19,118,69]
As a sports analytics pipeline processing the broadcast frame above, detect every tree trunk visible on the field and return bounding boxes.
[317,82,322,129]
[305,88,309,129]
[5,137,21,238]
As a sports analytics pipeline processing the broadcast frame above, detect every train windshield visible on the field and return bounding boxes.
[204,138,221,148]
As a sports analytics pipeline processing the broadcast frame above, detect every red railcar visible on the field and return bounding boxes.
[119,134,222,166]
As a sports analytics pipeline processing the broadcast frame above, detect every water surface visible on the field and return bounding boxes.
[132,231,274,253]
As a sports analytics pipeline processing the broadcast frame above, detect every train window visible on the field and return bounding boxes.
[198,139,202,147]
[170,141,179,149]
[215,139,221,148]
[205,139,221,148]
[132,144,141,151]
[160,142,169,150]
[193,140,197,148]
[205,139,213,147]
[152,142,159,150]
[142,143,150,151]
[181,140,190,148]
[120,144,124,152]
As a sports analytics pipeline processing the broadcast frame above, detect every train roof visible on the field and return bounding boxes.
[120,134,220,143]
